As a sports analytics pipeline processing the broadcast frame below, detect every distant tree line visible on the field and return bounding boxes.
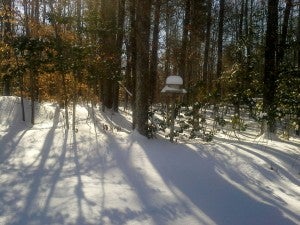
[0,0,299,136]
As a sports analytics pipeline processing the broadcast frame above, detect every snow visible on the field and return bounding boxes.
[165,76,183,85]
[160,85,187,94]
[0,96,299,225]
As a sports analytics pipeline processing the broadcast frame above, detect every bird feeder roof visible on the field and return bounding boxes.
[165,76,183,85]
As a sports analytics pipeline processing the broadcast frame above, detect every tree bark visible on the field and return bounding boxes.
[72,0,82,131]
[164,0,171,78]
[216,0,225,99]
[128,0,137,127]
[149,0,161,104]
[113,0,126,112]
[277,0,292,66]
[263,0,278,134]
[134,0,152,136]
[298,4,300,69]
[180,0,191,90]
[100,0,117,110]
[203,0,212,94]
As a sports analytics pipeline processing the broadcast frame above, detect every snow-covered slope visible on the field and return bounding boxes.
[0,96,299,225]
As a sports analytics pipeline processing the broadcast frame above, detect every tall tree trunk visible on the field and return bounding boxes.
[113,0,125,112]
[124,42,131,110]
[76,0,82,35]
[23,0,30,35]
[203,0,212,94]
[3,0,12,42]
[2,0,12,96]
[164,0,171,78]
[216,0,225,99]
[100,0,117,110]
[238,0,244,40]
[34,0,39,21]
[134,0,151,136]
[62,72,70,129]
[29,69,38,125]
[180,0,191,91]
[234,0,246,117]
[244,0,250,57]
[297,5,300,136]
[298,5,300,69]
[28,45,40,125]
[149,0,161,104]
[129,0,137,128]
[263,0,279,134]
[186,0,205,103]
[49,0,69,129]
[20,74,25,121]
[277,0,292,66]
[247,0,254,62]
[72,71,78,131]
[273,0,292,135]
[72,0,82,131]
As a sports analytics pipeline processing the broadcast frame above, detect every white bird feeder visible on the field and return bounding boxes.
[161,75,187,142]
[161,75,187,94]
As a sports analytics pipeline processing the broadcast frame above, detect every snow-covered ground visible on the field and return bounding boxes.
[0,96,299,225]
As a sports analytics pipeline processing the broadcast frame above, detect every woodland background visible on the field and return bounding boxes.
[0,0,299,137]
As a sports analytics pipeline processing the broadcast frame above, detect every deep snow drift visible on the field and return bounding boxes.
[0,96,299,225]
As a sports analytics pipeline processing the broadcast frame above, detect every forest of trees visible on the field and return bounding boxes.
[0,0,299,137]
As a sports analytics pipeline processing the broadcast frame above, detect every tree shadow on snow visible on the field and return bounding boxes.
[207,141,299,224]
[137,138,299,225]
[0,100,29,164]
[4,107,72,225]
[71,130,97,225]
[97,132,195,225]
[214,136,300,184]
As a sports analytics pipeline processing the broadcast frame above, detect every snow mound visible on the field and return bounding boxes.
[256,132,282,142]
[0,96,62,129]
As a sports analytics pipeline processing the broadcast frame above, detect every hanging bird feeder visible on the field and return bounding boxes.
[161,75,187,142]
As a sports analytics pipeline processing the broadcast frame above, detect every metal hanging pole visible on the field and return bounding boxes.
[170,96,175,142]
